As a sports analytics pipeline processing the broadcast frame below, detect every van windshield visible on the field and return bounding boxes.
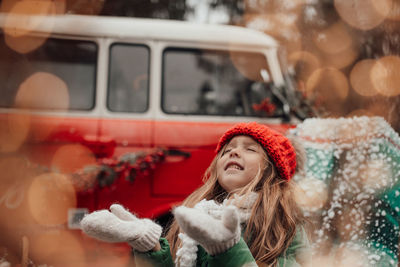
[0,34,97,111]
[162,47,279,117]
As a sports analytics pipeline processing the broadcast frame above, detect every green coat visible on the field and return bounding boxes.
[135,227,310,267]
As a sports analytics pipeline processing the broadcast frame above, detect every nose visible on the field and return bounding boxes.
[229,147,240,158]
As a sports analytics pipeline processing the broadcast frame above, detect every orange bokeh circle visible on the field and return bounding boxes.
[350,59,378,97]
[4,1,55,37]
[3,0,57,53]
[313,22,353,55]
[5,34,47,54]
[306,67,349,100]
[371,55,400,97]
[51,144,97,174]
[15,72,70,110]
[0,113,31,153]
[334,0,392,30]
[288,51,320,82]
[30,230,86,267]
[27,172,76,225]
[320,45,358,69]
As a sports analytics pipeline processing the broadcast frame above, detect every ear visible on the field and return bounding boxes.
[286,134,306,175]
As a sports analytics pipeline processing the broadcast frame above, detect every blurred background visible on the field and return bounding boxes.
[46,0,400,131]
[1,0,400,266]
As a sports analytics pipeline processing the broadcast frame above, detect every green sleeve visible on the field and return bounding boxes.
[134,238,174,267]
[206,238,257,267]
[278,226,312,267]
[207,227,310,267]
[365,187,400,266]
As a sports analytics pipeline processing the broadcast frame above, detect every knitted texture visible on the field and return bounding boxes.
[174,205,241,255]
[174,193,258,267]
[216,122,296,181]
[80,204,162,252]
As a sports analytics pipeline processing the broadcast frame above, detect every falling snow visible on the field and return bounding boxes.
[290,116,400,266]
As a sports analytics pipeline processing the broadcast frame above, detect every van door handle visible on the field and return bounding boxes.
[165,149,191,159]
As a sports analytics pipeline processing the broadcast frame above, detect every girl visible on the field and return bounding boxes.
[81,122,310,267]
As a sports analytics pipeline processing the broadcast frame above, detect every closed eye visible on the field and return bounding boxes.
[223,148,232,155]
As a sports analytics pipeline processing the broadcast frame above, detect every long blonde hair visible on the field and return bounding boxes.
[165,143,304,266]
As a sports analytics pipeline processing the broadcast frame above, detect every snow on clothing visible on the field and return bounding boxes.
[134,193,310,267]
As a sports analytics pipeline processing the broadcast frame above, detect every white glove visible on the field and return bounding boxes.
[173,205,241,255]
[80,204,162,252]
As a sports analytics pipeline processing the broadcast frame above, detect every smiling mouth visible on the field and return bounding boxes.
[225,162,244,171]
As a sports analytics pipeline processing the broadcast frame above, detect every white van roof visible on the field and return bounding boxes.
[0,14,278,47]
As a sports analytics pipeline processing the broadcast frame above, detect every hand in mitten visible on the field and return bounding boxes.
[173,205,241,255]
[80,204,162,252]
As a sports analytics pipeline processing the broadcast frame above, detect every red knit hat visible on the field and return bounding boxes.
[216,122,296,181]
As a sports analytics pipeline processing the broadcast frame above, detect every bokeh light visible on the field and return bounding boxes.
[371,55,400,97]
[229,50,270,82]
[14,72,70,110]
[244,13,302,55]
[51,144,97,174]
[0,113,30,153]
[350,59,378,97]
[306,67,349,108]
[27,172,76,225]
[3,0,57,53]
[334,0,392,30]
[30,230,85,267]
[320,44,358,69]
[313,22,353,55]
[294,176,328,211]
[4,0,56,37]
[5,34,48,54]
[288,51,320,82]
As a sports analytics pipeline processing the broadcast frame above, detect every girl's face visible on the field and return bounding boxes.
[217,135,267,193]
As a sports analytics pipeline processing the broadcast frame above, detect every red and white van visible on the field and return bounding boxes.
[0,14,304,231]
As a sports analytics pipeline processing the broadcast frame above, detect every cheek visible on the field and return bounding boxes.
[216,159,224,175]
[245,158,264,177]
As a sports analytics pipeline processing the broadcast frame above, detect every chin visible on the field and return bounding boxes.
[219,181,241,193]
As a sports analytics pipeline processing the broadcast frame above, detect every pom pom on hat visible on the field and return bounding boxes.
[216,122,296,181]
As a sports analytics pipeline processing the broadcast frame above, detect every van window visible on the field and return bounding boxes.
[107,44,149,113]
[162,47,274,117]
[0,35,97,110]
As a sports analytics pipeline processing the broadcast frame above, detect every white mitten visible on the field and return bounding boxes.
[80,204,162,252]
[173,205,241,255]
